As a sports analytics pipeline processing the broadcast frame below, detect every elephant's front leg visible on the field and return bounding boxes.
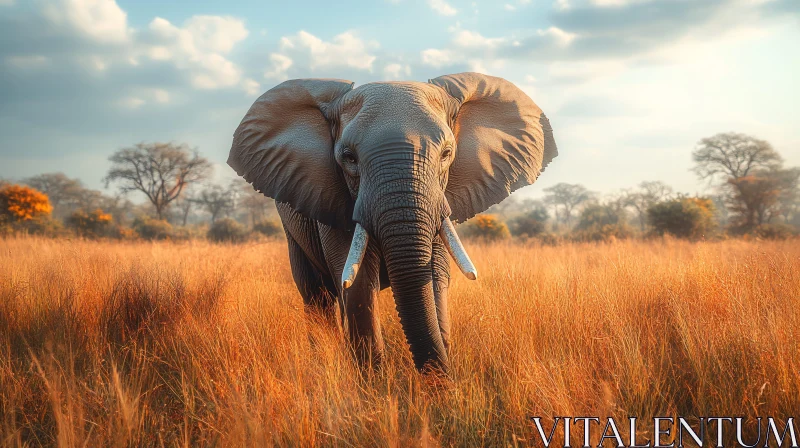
[432,236,452,352]
[320,226,384,366]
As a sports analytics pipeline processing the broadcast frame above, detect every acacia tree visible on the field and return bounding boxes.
[692,133,782,181]
[543,183,594,228]
[104,142,211,220]
[692,133,796,229]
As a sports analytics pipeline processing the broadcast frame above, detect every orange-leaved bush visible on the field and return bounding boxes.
[66,208,113,237]
[459,214,510,241]
[0,184,53,221]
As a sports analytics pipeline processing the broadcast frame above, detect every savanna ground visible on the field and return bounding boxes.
[0,236,798,447]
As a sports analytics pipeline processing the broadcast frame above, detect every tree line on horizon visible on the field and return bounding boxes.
[467,132,799,242]
[1,133,798,243]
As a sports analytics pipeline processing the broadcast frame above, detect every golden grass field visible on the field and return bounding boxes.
[1,236,798,446]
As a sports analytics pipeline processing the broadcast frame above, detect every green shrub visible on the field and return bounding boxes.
[133,217,173,240]
[536,232,562,246]
[572,204,631,242]
[253,219,283,237]
[458,214,510,241]
[207,218,248,243]
[647,197,716,240]
[0,215,65,237]
[748,223,797,240]
[510,216,546,238]
[509,207,549,238]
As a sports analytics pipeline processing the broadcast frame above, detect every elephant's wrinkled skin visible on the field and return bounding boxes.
[228,72,557,374]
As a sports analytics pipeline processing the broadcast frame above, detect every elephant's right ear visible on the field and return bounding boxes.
[228,79,355,227]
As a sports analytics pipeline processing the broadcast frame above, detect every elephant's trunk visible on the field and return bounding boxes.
[352,154,448,372]
[378,210,449,372]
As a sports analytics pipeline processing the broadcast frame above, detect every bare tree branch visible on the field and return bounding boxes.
[104,142,211,220]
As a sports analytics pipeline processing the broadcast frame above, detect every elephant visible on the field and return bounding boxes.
[228,72,557,374]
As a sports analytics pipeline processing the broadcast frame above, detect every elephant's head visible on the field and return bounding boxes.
[228,72,557,371]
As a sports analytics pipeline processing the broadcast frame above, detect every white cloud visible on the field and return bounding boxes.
[504,4,516,11]
[118,96,145,109]
[264,53,293,80]
[147,46,171,60]
[43,0,130,43]
[429,0,458,16]
[87,55,108,71]
[271,30,378,73]
[421,48,454,68]
[383,63,411,80]
[152,88,170,103]
[146,15,250,90]
[452,30,505,49]
[181,15,249,53]
[117,88,172,109]
[242,78,261,96]
[591,0,653,6]
[467,58,506,75]
[422,28,508,70]
[5,55,50,69]
[546,60,627,81]
[8,1,256,95]
[554,0,571,10]
[537,26,578,47]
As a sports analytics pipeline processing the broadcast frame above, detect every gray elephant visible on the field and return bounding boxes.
[228,72,557,374]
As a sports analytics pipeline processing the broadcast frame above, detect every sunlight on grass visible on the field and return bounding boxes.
[0,237,798,446]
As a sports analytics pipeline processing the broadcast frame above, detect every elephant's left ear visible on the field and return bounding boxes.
[430,72,557,223]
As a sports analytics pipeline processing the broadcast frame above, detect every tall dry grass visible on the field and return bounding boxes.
[0,236,798,446]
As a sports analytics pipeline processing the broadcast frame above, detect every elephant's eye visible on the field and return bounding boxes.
[342,149,358,165]
[441,147,453,161]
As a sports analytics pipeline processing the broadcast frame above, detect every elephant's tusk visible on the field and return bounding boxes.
[342,224,369,289]
[439,218,478,281]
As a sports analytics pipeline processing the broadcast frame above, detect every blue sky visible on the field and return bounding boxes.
[1,0,798,200]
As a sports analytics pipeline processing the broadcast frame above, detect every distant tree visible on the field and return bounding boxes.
[73,188,106,211]
[691,133,797,230]
[709,194,730,227]
[572,203,631,242]
[647,197,716,239]
[104,142,211,220]
[0,184,53,222]
[172,190,197,227]
[726,168,800,229]
[508,202,549,238]
[543,183,594,227]
[196,184,235,224]
[625,181,674,231]
[773,167,800,224]
[237,184,277,226]
[692,133,782,182]
[22,172,84,215]
[100,194,135,226]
